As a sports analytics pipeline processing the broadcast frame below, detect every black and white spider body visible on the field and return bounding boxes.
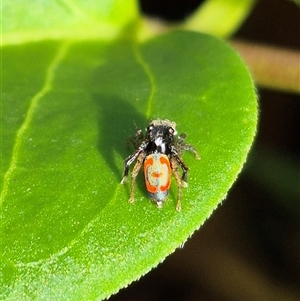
[121,119,200,211]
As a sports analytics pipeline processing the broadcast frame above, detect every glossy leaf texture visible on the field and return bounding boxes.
[1,31,257,300]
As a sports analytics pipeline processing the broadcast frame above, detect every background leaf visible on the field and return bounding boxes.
[2,0,138,45]
[1,30,257,300]
[183,0,257,37]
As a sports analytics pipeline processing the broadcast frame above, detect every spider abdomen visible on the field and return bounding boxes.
[143,153,171,206]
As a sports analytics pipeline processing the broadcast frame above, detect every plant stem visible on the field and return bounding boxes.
[231,40,300,94]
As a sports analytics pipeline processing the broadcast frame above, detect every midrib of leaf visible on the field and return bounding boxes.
[0,42,71,206]
[132,45,156,119]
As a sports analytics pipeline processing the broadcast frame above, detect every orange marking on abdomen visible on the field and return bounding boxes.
[152,171,162,178]
[144,154,171,195]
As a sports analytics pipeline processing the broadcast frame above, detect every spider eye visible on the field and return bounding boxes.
[169,127,176,135]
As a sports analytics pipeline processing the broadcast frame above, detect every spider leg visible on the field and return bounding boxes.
[183,144,200,160]
[170,146,189,183]
[121,149,141,184]
[127,127,144,149]
[177,133,200,159]
[121,140,148,184]
[169,134,199,211]
[128,151,146,203]
[170,156,184,211]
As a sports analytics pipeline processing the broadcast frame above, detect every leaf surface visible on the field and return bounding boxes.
[1,30,257,300]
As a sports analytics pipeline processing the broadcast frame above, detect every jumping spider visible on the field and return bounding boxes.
[121,119,200,211]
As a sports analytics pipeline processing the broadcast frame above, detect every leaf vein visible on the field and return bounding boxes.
[133,45,155,119]
[0,41,70,205]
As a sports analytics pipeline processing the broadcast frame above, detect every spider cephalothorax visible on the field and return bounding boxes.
[121,119,200,211]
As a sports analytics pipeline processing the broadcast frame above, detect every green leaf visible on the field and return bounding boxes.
[2,0,139,45]
[289,0,300,6]
[182,0,257,37]
[1,29,257,301]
